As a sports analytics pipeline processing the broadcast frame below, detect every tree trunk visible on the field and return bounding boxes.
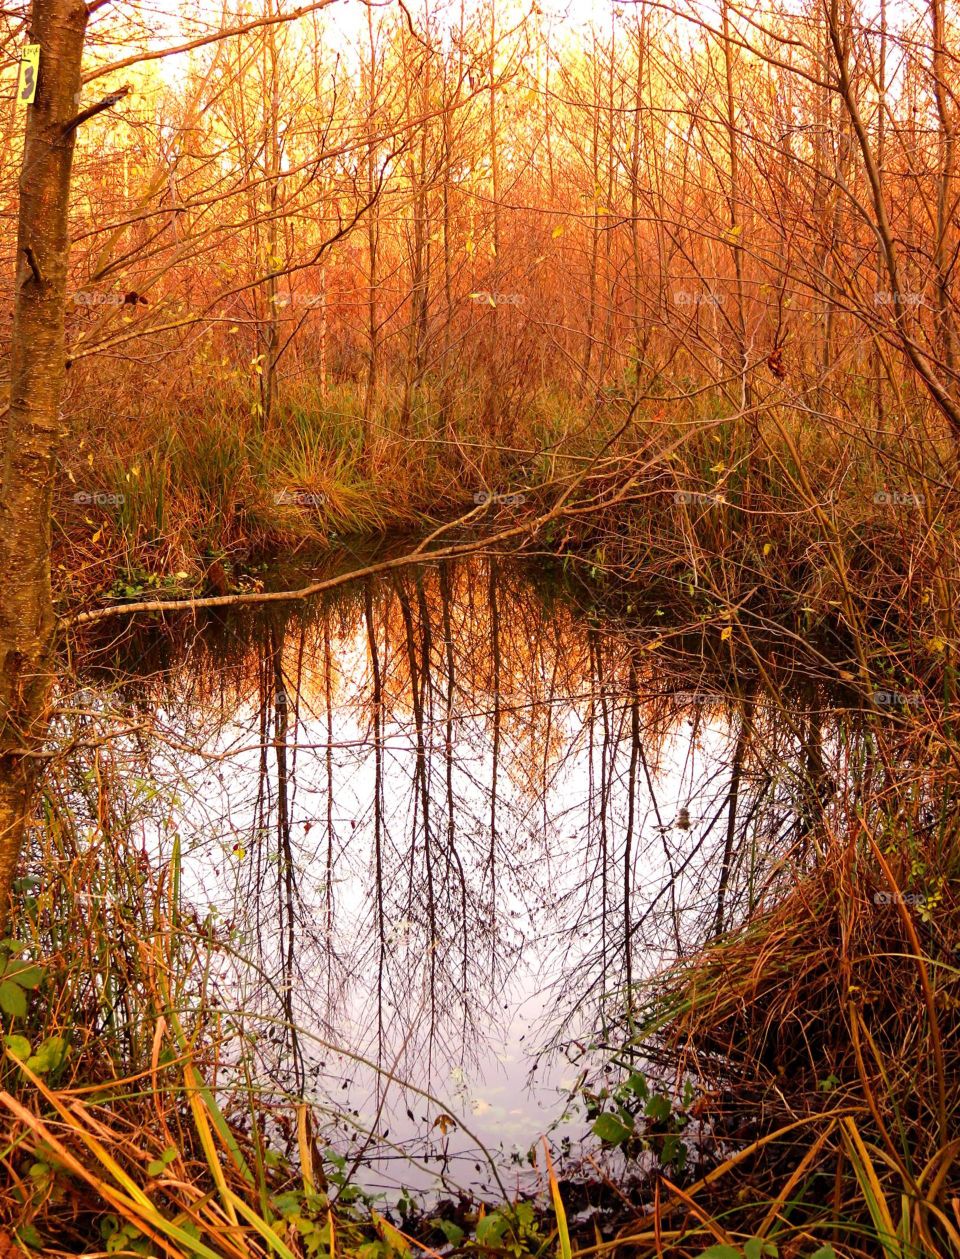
[0,0,88,929]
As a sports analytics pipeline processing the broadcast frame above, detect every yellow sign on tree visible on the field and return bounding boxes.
[18,44,39,105]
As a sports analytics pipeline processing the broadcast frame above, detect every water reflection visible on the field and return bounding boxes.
[58,555,856,1195]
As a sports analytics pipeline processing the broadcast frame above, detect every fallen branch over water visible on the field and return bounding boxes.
[67,411,648,628]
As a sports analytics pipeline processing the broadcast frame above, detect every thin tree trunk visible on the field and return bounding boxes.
[720,0,750,410]
[0,0,89,929]
[930,0,956,377]
[259,0,282,429]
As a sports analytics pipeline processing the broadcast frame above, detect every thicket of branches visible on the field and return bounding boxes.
[2,0,957,457]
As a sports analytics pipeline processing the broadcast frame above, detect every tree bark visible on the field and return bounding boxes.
[0,0,88,929]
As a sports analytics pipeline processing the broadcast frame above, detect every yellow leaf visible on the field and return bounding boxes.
[928,637,946,654]
[91,528,102,544]
[551,225,564,238]
[710,462,725,473]
[762,542,772,556]
[465,238,475,255]
[720,626,732,641]
[372,1211,410,1257]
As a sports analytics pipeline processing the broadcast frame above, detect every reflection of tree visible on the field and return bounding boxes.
[65,556,883,1112]
[715,697,753,938]
[364,580,386,1071]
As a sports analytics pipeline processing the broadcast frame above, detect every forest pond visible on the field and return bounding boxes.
[59,550,856,1203]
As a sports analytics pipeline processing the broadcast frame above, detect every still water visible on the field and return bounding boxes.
[62,551,850,1200]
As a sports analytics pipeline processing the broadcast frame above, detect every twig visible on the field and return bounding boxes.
[62,86,130,137]
[21,245,43,287]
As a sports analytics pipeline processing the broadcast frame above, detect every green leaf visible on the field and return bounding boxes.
[357,1244,386,1259]
[745,1241,778,1259]
[4,963,43,989]
[476,1211,511,1245]
[625,1071,649,1099]
[695,1248,742,1259]
[100,1214,121,1240]
[25,1035,67,1074]
[661,1132,687,1169]
[0,981,27,1018]
[271,1191,303,1218]
[147,1144,178,1175]
[15,1224,43,1249]
[591,1112,633,1145]
[514,1202,536,1231]
[809,1248,837,1259]
[435,1219,465,1245]
[645,1093,673,1124]
[5,1034,31,1060]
